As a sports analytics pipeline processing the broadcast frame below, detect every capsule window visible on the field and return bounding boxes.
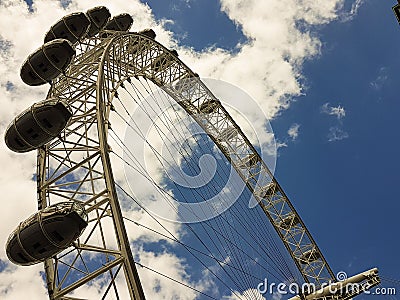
[58,30,68,39]
[26,128,39,140]
[37,62,48,73]
[51,54,60,64]
[69,23,78,32]
[45,32,55,42]
[14,137,25,148]
[41,118,54,129]
[45,13,90,44]
[35,103,71,135]
[6,201,88,265]
[5,124,32,152]
[17,112,45,143]
[52,230,64,243]
[33,58,57,79]
[28,71,38,80]
[18,253,29,263]
[43,42,74,72]
[38,248,47,254]
[117,21,124,30]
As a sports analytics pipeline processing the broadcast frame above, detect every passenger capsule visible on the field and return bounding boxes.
[20,39,75,86]
[6,202,88,266]
[126,29,156,56]
[152,50,179,72]
[278,213,300,230]
[139,28,156,39]
[199,99,219,114]
[299,249,322,264]
[220,127,237,141]
[104,13,133,32]
[86,6,111,37]
[44,12,90,44]
[4,99,72,153]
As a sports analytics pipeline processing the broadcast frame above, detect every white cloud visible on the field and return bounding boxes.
[321,103,346,119]
[223,288,266,299]
[370,66,388,91]
[327,126,349,142]
[321,103,348,142]
[287,123,300,141]
[340,0,366,22]
[135,247,215,299]
[0,0,361,298]
[272,291,284,300]
[0,263,47,299]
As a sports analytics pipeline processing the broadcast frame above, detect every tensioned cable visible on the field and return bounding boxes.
[381,275,400,286]
[136,76,296,295]
[109,123,295,289]
[109,78,300,288]
[41,38,253,298]
[103,68,300,290]
[115,181,246,300]
[109,112,293,284]
[117,77,301,283]
[111,136,290,290]
[122,76,298,277]
[111,146,264,299]
[109,101,258,288]
[111,129,296,298]
[123,216,263,282]
[130,75,300,281]
[134,261,218,300]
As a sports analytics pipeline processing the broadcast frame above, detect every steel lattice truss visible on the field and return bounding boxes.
[38,31,341,299]
[108,34,336,286]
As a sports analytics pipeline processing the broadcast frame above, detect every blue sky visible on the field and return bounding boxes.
[138,0,400,296]
[140,0,246,51]
[144,0,400,278]
[272,1,400,280]
[0,0,399,299]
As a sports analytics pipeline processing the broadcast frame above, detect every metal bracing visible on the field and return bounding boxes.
[36,29,376,299]
[37,33,147,299]
[91,32,336,287]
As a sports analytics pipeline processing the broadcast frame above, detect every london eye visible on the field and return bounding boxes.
[3,5,390,300]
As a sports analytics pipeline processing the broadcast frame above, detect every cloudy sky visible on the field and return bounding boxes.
[0,0,399,299]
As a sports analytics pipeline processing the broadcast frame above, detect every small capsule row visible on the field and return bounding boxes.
[6,7,154,154]
[22,6,134,86]
[3,7,157,267]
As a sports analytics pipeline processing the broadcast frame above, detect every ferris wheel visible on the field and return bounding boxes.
[4,6,381,300]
